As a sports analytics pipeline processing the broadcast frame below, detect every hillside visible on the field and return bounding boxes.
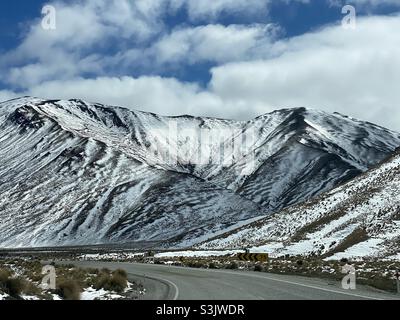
[200,150,400,260]
[0,97,399,248]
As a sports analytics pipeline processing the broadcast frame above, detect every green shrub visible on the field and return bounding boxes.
[209,262,217,269]
[56,279,81,300]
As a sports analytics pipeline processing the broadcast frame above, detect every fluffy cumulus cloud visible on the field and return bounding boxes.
[1,0,400,130]
[168,0,310,21]
[170,0,271,21]
[170,0,302,21]
[1,0,170,88]
[209,15,400,129]
[150,24,280,65]
[91,23,281,74]
[0,0,282,87]
[26,76,267,120]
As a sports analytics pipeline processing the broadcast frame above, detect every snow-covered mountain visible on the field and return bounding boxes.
[200,149,400,260]
[0,97,399,248]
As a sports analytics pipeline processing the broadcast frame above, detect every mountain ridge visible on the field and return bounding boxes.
[0,97,400,248]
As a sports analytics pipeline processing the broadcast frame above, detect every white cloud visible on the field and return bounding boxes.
[209,14,400,129]
[0,0,292,88]
[71,23,281,77]
[170,0,272,21]
[25,76,237,118]
[1,23,281,88]
[1,1,400,131]
[13,14,400,131]
[169,0,311,22]
[151,24,280,65]
[0,0,284,87]
[0,0,180,87]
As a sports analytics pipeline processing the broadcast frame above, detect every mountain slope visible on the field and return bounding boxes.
[200,149,400,260]
[0,98,263,247]
[0,97,399,248]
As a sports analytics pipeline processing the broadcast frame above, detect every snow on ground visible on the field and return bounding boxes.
[325,238,385,261]
[201,146,400,260]
[154,250,240,258]
[384,253,400,261]
[21,295,40,300]
[0,293,9,300]
[81,282,134,300]
[249,243,285,258]
[81,287,124,300]
[78,253,144,261]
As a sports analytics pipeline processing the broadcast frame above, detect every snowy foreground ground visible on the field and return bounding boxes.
[0,285,135,301]
[79,248,400,262]
[0,259,145,301]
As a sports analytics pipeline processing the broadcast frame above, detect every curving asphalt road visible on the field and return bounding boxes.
[67,261,399,300]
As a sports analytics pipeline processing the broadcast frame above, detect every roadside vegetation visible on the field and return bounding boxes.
[151,255,400,293]
[0,259,136,300]
[71,251,400,293]
[2,251,399,296]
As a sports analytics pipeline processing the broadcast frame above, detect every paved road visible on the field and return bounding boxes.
[68,261,399,300]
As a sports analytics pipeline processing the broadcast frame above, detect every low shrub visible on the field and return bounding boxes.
[0,269,25,297]
[188,261,206,268]
[93,273,111,291]
[101,268,111,274]
[22,280,41,296]
[254,265,264,272]
[296,260,304,266]
[56,279,81,300]
[86,268,99,275]
[4,278,25,297]
[113,269,127,278]
[226,262,239,270]
[0,269,11,283]
[94,269,128,293]
[107,273,127,293]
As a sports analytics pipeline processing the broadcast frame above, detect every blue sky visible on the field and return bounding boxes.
[1,0,400,129]
[0,0,340,85]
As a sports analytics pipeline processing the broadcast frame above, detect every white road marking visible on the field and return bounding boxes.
[158,276,180,300]
[141,264,388,300]
[129,272,180,300]
[74,262,395,300]
[217,270,384,300]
